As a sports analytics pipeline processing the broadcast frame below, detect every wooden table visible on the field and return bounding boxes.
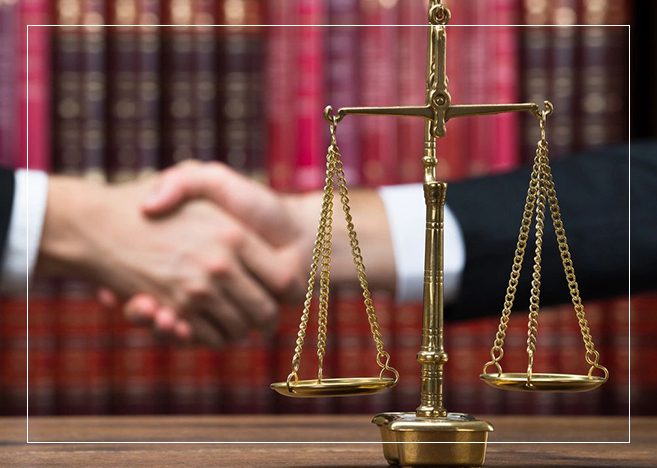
[0,415,653,467]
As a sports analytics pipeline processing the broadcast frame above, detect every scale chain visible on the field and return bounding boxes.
[287,114,399,389]
[483,104,608,381]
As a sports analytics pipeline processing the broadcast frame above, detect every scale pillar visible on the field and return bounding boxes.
[373,1,493,466]
[416,181,448,419]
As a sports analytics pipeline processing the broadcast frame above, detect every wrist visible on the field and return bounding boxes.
[37,177,108,278]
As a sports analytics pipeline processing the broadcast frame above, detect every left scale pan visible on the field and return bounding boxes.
[271,377,397,398]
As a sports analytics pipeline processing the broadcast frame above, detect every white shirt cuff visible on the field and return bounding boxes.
[1,170,49,295]
[379,183,465,304]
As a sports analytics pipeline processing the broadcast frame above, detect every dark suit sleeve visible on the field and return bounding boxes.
[445,141,656,321]
[0,168,16,266]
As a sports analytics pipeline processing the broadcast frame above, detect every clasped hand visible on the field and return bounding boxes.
[54,161,314,347]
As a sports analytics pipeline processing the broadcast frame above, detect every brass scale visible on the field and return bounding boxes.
[270,1,609,466]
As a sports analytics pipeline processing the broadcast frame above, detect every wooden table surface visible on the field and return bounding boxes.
[0,415,653,467]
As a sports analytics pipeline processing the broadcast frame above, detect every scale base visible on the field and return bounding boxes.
[372,412,493,467]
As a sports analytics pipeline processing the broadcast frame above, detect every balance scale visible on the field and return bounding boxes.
[270,1,609,466]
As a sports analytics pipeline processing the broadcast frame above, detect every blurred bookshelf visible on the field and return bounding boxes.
[0,0,653,416]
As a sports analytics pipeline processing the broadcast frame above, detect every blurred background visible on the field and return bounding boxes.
[0,0,653,417]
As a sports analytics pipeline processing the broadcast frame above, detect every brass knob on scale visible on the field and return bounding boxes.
[270,0,608,466]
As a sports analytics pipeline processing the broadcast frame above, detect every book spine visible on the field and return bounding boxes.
[444,321,479,413]
[55,280,111,414]
[273,297,328,414]
[579,0,629,149]
[334,289,369,414]
[218,0,266,176]
[136,0,162,173]
[547,0,578,159]
[366,292,394,414]
[265,0,295,191]
[28,281,57,415]
[53,0,111,415]
[579,0,630,416]
[52,0,83,175]
[629,294,657,414]
[80,0,107,181]
[398,0,428,183]
[104,0,166,415]
[520,0,550,164]
[327,0,361,185]
[0,0,18,167]
[192,0,218,164]
[436,0,468,181]
[107,0,138,182]
[19,0,51,170]
[488,0,519,173]
[359,0,399,187]
[292,0,326,191]
[161,0,195,166]
[391,304,421,411]
[0,294,27,415]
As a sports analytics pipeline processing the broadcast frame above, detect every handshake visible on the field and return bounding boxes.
[37,161,395,347]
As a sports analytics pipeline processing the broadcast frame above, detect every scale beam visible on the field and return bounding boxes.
[334,105,432,122]
[334,102,549,123]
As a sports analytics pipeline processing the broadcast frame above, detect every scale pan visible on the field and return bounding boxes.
[271,377,396,398]
[480,372,607,393]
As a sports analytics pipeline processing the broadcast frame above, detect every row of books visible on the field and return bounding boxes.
[0,0,651,416]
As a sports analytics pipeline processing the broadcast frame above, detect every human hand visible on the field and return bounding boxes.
[37,175,286,347]
[112,161,318,341]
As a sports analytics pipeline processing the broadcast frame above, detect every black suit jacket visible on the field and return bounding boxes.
[446,141,656,321]
[0,168,15,269]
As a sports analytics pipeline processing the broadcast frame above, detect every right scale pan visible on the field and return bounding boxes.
[480,373,607,393]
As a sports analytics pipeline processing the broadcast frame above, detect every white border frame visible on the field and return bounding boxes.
[25,23,632,445]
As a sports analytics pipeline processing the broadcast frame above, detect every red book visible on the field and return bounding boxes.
[488,1,520,174]
[437,0,468,181]
[323,291,393,415]
[630,294,657,414]
[445,320,480,413]
[165,344,204,414]
[0,0,18,167]
[107,0,170,414]
[265,0,296,191]
[327,0,361,185]
[52,0,112,415]
[0,294,26,415]
[365,292,394,414]
[219,333,271,414]
[110,312,164,414]
[273,298,329,414]
[28,281,57,415]
[398,2,426,184]
[56,280,111,414]
[608,297,629,414]
[392,303,422,411]
[19,0,51,171]
[292,0,327,191]
[476,316,505,415]
[359,0,399,187]
[532,306,559,415]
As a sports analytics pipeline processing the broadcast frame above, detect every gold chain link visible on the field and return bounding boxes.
[483,103,608,381]
[287,112,399,388]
